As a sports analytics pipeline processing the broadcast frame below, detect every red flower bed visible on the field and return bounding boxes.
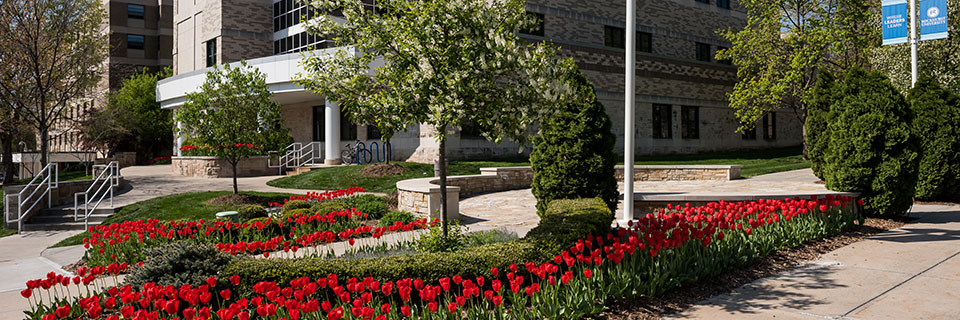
[25,195,862,320]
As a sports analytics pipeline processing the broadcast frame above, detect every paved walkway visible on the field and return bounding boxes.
[668,203,960,320]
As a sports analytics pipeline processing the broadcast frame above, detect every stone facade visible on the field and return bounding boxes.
[171,155,275,178]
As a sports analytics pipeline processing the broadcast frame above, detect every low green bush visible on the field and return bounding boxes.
[464,229,519,248]
[340,195,389,219]
[380,211,415,226]
[125,241,233,288]
[416,222,468,253]
[281,200,311,215]
[222,198,611,294]
[237,205,267,221]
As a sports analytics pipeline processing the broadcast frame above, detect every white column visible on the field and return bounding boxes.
[622,0,636,226]
[175,117,185,157]
[324,100,342,165]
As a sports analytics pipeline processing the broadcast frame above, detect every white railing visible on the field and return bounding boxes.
[4,163,58,233]
[73,161,119,230]
[269,142,324,175]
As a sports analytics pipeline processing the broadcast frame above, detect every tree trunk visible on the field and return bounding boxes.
[799,104,809,160]
[39,128,49,167]
[231,161,239,194]
[438,129,448,238]
[1,133,14,187]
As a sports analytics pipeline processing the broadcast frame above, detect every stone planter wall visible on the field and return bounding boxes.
[396,165,742,220]
[172,156,276,178]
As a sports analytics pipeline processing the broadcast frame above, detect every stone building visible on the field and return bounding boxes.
[157,0,801,165]
[49,0,174,153]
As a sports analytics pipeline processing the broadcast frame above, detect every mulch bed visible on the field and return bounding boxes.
[359,163,408,178]
[205,194,270,207]
[588,217,908,320]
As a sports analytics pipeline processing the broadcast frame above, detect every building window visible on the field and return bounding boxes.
[681,106,699,139]
[637,32,652,53]
[604,26,625,49]
[128,4,145,19]
[652,104,672,139]
[205,39,217,67]
[717,0,730,9]
[460,120,484,139]
[367,125,382,140]
[716,46,732,65]
[127,34,145,49]
[741,124,757,140]
[341,107,358,141]
[520,12,544,36]
[312,106,325,141]
[763,112,777,140]
[696,42,711,62]
[695,0,710,4]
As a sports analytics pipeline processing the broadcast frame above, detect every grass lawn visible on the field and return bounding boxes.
[266,159,531,193]
[632,146,810,178]
[50,191,298,248]
[0,228,16,238]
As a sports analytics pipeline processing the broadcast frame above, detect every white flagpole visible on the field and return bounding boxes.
[623,0,636,225]
[911,0,919,87]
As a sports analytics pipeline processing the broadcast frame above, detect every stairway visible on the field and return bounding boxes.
[22,205,116,231]
[283,164,326,176]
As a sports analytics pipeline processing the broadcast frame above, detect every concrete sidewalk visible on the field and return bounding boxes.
[667,203,960,320]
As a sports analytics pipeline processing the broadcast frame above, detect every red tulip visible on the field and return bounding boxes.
[55,305,70,319]
[447,302,457,314]
[20,289,31,298]
[400,305,411,317]
[220,289,231,301]
[583,268,593,279]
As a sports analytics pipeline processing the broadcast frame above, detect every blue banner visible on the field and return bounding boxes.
[882,0,910,45]
[920,0,950,41]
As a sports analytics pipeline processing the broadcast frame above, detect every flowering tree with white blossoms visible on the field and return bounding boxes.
[297,0,577,237]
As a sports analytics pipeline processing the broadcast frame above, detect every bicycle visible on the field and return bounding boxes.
[341,140,373,165]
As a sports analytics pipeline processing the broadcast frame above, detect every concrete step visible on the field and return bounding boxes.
[29,211,112,224]
[21,220,103,232]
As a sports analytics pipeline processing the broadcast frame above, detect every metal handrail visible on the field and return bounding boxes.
[73,161,119,230]
[268,142,324,174]
[3,162,58,233]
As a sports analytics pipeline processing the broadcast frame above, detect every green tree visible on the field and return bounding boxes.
[824,69,919,216]
[872,0,960,93]
[804,70,839,180]
[177,62,288,194]
[717,0,877,158]
[0,0,108,166]
[297,0,576,236]
[907,76,960,201]
[531,70,618,215]
[79,69,174,162]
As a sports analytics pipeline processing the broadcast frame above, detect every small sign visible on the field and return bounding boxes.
[882,0,910,45]
[920,0,950,41]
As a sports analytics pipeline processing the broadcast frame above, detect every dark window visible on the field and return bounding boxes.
[637,32,652,53]
[273,2,280,16]
[681,106,699,139]
[460,120,484,139]
[367,125,382,140]
[312,106,325,141]
[717,0,730,9]
[763,112,777,140]
[520,12,545,36]
[652,104,672,139]
[696,42,711,62]
[717,46,732,65]
[604,26,625,49]
[205,39,217,67]
[128,4,145,19]
[340,107,358,141]
[741,124,757,140]
[127,34,145,49]
[695,0,710,3]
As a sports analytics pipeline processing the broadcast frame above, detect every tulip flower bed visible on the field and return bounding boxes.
[78,187,432,266]
[26,195,861,320]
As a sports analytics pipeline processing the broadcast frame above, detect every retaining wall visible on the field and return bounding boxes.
[172,155,276,178]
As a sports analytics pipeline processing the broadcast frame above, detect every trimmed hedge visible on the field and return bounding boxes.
[908,76,960,201]
[805,70,838,180]
[530,70,618,215]
[823,69,919,216]
[281,200,311,214]
[221,198,613,293]
[238,205,267,221]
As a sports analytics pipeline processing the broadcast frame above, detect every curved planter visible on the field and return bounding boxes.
[172,155,275,178]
